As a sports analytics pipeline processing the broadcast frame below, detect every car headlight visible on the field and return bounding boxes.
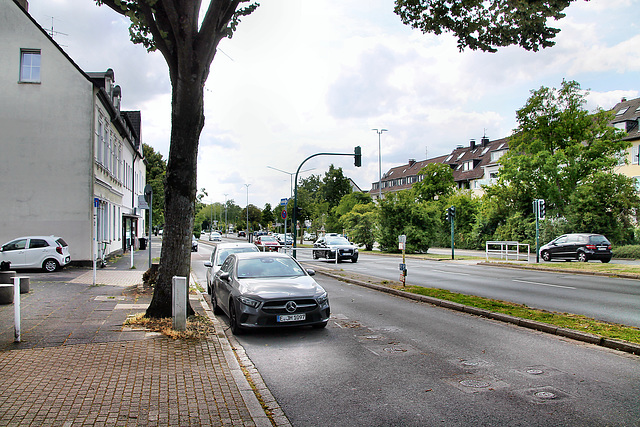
[354,248,358,253]
[238,296,260,308]
[316,292,329,306]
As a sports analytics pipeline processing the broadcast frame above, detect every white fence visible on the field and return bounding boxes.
[485,241,530,262]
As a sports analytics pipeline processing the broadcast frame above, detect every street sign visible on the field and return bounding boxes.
[398,235,406,243]
[280,198,289,207]
[144,184,153,204]
[281,209,287,219]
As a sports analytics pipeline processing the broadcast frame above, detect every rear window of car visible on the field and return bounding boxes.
[55,238,68,247]
[29,239,49,248]
[589,235,610,245]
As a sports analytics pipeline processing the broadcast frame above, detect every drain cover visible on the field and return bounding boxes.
[384,346,407,353]
[534,391,556,400]
[462,361,479,366]
[459,380,490,388]
[526,369,544,375]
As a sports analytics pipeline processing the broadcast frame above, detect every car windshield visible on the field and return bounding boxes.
[216,247,258,265]
[237,257,305,278]
[326,237,350,245]
[260,236,277,242]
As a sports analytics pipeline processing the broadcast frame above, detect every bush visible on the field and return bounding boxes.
[612,245,640,259]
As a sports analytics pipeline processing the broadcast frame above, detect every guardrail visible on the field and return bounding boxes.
[485,241,530,262]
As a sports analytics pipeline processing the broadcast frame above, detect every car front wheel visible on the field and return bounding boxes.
[578,252,588,262]
[351,255,358,263]
[229,301,244,335]
[43,259,59,272]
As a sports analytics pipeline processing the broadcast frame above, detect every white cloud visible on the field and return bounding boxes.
[27,0,640,209]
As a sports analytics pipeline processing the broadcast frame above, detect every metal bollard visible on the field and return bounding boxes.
[172,276,187,331]
[13,277,20,342]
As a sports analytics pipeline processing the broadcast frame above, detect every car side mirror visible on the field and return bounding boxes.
[219,272,230,281]
[306,269,315,276]
[204,261,212,268]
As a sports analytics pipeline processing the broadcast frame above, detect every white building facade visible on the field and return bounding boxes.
[0,0,146,265]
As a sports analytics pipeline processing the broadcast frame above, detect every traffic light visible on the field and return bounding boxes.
[450,206,456,218]
[445,208,450,221]
[538,199,545,220]
[354,146,362,167]
[296,206,303,219]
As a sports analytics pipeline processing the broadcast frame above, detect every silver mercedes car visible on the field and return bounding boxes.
[211,252,330,334]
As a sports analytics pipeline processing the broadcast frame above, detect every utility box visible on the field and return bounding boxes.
[172,276,187,331]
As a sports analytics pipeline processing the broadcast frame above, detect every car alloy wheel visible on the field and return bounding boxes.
[43,259,59,272]
[541,251,550,262]
[229,301,244,335]
[578,252,588,262]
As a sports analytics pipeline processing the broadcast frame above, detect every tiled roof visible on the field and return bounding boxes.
[610,97,640,141]
[370,136,510,195]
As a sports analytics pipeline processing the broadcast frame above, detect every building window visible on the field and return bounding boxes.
[20,50,41,83]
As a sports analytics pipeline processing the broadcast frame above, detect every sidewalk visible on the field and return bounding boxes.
[0,240,286,426]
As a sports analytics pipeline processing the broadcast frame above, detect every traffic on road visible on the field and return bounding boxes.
[191,236,640,426]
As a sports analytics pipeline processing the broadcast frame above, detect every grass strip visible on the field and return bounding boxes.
[396,285,640,344]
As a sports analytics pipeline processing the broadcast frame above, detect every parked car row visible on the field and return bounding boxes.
[204,241,330,334]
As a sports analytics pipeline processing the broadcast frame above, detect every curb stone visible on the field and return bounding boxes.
[191,274,292,427]
[309,266,640,357]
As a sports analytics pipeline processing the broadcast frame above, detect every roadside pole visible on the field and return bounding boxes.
[399,235,407,287]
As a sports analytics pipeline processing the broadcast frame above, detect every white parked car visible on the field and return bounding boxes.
[0,235,71,272]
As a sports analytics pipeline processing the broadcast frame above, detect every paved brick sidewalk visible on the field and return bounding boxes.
[0,245,286,426]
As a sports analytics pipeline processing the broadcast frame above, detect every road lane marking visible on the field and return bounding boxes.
[431,269,471,276]
[512,279,576,290]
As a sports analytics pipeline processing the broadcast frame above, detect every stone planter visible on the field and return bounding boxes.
[0,284,13,304]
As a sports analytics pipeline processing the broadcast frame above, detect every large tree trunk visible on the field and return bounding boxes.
[146,76,204,318]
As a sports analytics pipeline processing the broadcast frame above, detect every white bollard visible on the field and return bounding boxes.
[172,276,187,331]
[13,277,20,343]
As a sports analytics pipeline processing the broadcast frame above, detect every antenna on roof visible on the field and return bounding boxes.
[425,146,428,160]
[44,16,68,45]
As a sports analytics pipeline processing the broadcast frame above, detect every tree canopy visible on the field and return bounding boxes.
[394,0,576,52]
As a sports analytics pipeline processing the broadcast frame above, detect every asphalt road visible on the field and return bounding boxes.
[190,245,640,426]
[292,250,640,328]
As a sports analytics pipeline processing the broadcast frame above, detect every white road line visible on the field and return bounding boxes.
[431,269,471,276]
[512,279,576,290]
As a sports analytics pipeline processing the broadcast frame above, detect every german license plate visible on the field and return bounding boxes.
[277,314,305,322]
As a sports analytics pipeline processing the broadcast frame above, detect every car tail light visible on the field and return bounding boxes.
[56,246,63,255]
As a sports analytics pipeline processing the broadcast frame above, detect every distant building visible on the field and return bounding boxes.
[370,136,509,200]
[0,0,146,264]
[612,97,640,188]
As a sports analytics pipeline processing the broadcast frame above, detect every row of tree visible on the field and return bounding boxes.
[146,81,639,254]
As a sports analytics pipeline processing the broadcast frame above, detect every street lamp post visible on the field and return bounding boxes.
[372,128,388,200]
[244,184,251,241]
[224,193,228,237]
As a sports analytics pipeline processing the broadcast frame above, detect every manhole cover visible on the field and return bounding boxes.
[383,346,407,353]
[459,380,490,388]
[364,335,382,340]
[462,361,479,366]
[534,391,557,400]
[526,369,544,375]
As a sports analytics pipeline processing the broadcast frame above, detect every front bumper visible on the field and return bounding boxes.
[236,299,330,328]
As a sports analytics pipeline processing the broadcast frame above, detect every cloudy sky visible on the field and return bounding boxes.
[28,0,640,208]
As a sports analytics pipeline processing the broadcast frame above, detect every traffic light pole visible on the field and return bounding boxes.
[292,148,361,258]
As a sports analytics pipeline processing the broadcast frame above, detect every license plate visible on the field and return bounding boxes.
[598,247,606,251]
[277,314,306,322]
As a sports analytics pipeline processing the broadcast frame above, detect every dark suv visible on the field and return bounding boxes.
[540,233,612,263]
